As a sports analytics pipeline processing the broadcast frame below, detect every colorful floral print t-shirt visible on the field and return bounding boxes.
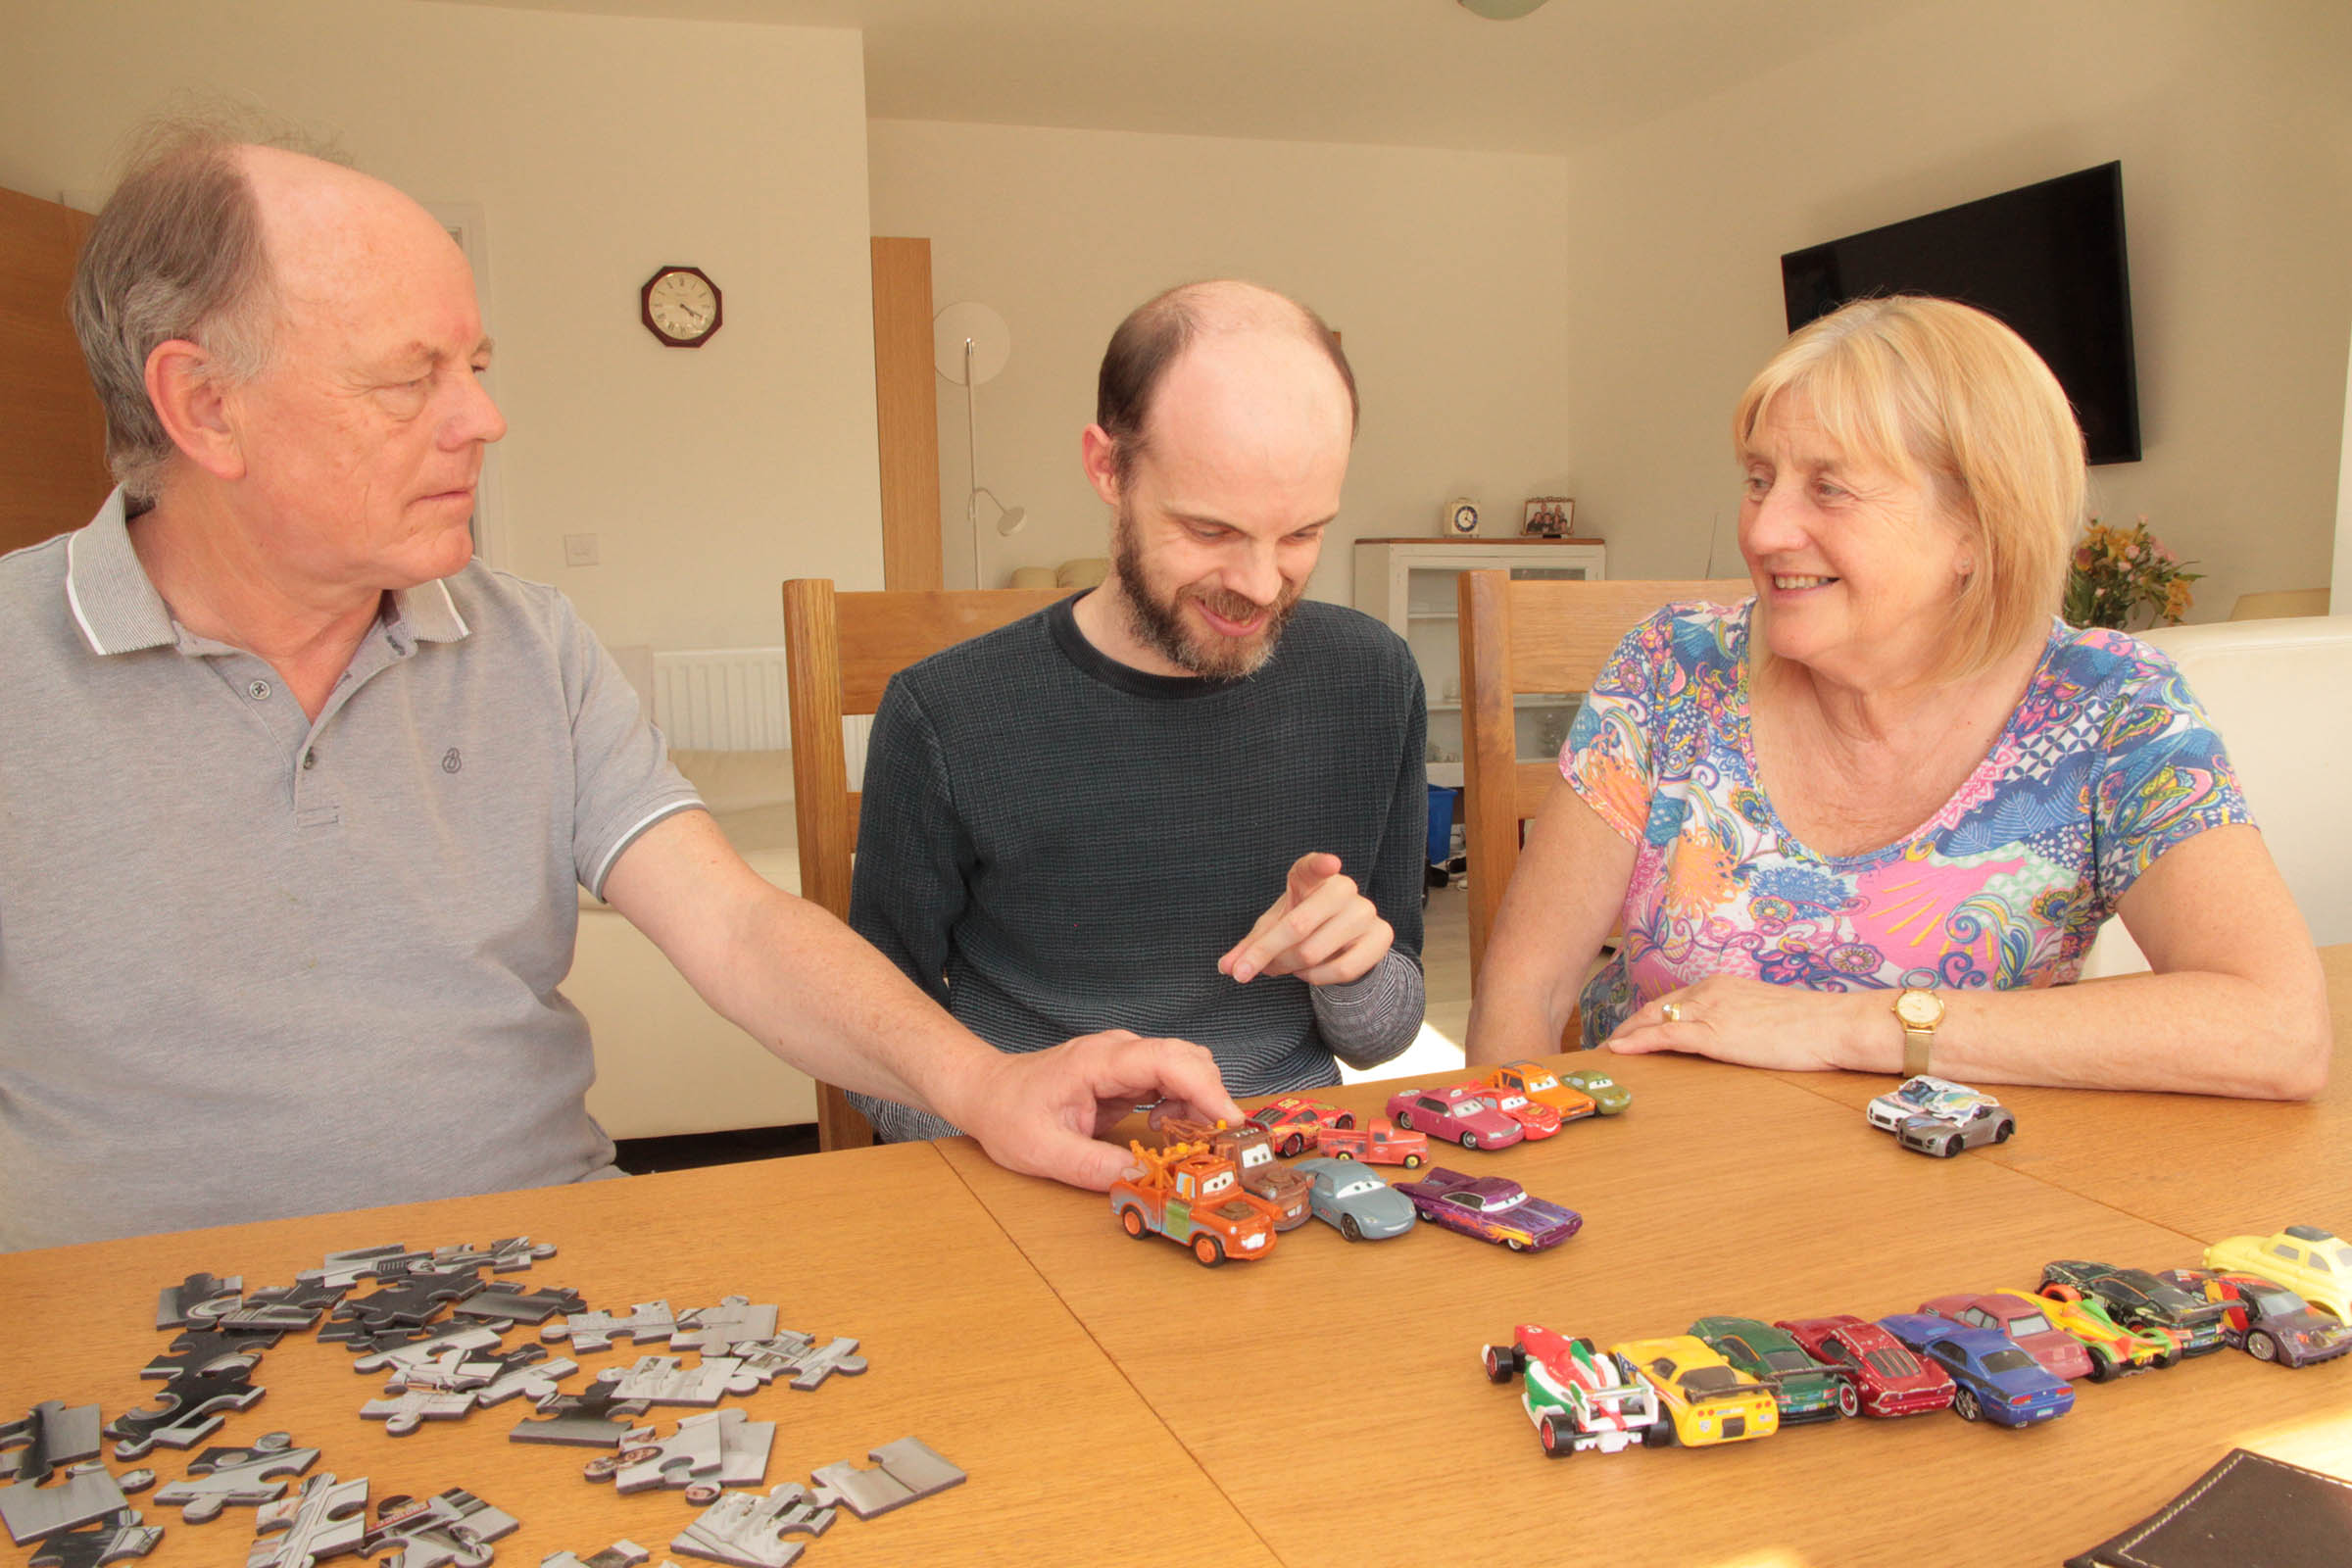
[1563,602,2251,1048]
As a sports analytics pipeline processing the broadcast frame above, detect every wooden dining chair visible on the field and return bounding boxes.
[1455,572,1751,985]
[781,578,1069,1152]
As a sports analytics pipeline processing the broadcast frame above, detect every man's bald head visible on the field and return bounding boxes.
[68,120,422,505]
[1095,279,1355,491]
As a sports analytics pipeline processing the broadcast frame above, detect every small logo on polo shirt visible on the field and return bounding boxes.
[442,748,464,774]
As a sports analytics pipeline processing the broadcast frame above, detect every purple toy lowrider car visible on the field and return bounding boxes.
[1392,1167,1581,1252]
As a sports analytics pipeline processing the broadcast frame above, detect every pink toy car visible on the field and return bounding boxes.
[1386,1087,1524,1152]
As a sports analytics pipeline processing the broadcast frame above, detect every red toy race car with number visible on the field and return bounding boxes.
[1246,1096,1355,1157]
[1774,1314,1954,1417]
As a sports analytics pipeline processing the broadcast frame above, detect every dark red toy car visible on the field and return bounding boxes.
[1774,1314,1955,1417]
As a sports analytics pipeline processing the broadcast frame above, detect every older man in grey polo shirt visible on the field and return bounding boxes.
[0,126,1240,1251]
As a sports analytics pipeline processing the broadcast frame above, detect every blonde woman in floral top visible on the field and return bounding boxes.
[1467,297,2328,1099]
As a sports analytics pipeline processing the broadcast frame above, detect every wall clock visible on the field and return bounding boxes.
[641,266,722,348]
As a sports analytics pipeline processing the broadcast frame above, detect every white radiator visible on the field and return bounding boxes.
[652,646,869,783]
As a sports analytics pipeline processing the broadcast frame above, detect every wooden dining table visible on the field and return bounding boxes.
[5,953,2350,1567]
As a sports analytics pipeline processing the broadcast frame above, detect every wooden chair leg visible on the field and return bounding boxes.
[816,1082,874,1152]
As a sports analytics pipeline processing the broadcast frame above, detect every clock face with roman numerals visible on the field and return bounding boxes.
[640,266,722,347]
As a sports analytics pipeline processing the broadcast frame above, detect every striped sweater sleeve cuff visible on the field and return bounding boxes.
[1310,947,1425,1071]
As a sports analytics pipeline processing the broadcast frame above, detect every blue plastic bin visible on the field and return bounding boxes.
[1426,785,1460,865]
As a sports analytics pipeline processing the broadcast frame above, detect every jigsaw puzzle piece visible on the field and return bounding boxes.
[357,1488,518,1568]
[807,1438,964,1520]
[105,1360,264,1461]
[509,1386,654,1449]
[453,1282,586,1326]
[541,1301,674,1354]
[2,1402,102,1486]
[669,1484,834,1568]
[247,1473,367,1568]
[26,1506,162,1568]
[541,1543,678,1568]
[2,1463,128,1547]
[154,1274,242,1330]
[667,1298,779,1356]
[360,1392,476,1438]
[149,1433,317,1524]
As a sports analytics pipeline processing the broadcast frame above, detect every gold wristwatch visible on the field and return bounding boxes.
[1893,987,1944,1076]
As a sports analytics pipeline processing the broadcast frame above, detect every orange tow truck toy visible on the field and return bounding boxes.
[1110,1139,1284,1267]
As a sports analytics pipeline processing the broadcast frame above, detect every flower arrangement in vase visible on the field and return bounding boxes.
[2063,514,2200,630]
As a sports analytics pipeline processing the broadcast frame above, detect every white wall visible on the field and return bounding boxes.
[1556,0,2352,620]
[867,120,1574,604]
[0,0,884,652]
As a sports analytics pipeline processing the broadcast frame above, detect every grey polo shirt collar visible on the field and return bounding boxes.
[65,486,471,659]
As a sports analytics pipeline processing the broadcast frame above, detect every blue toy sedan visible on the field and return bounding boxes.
[1878,1314,2074,1427]
[1293,1157,1418,1242]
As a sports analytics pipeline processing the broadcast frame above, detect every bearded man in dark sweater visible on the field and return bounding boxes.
[849,280,1427,1143]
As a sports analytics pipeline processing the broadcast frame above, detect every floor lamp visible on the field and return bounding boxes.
[933,301,1026,588]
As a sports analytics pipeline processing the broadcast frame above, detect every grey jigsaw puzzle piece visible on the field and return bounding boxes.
[669,1485,834,1568]
[413,1237,557,1278]
[808,1438,964,1520]
[599,1357,759,1408]
[509,1386,653,1449]
[731,1336,866,1392]
[155,1274,241,1330]
[299,1246,432,1290]
[603,1408,769,1495]
[149,1434,317,1524]
[3,1402,103,1486]
[248,1473,368,1568]
[357,1488,518,1568]
[354,1327,504,1381]
[26,1506,163,1568]
[453,1282,586,1326]
[323,1275,483,1339]
[468,1357,576,1410]
[360,1392,476,1438]
[142,1328,278,1380]
[2,1463,128,1547]
[193,1279,346,1336]
[540,1544,671,1568]
[667,1298,778,1356]
[542,1301,674,1354]
[106,1360,264,1461]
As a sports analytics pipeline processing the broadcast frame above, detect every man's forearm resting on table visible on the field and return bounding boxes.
[1311,948,1425,1070]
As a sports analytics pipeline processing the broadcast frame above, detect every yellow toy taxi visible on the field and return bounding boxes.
[2203,1226,2352,1323]
[1609,1335,1779,1446]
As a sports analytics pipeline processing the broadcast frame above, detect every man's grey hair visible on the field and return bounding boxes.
[69,110,343,505]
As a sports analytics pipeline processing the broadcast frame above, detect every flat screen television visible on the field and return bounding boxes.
[1780,162,2140,464]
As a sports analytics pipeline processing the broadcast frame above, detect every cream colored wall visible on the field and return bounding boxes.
[867,120,1573,604]
[0,0,883,652]
[1557,0,2352,620]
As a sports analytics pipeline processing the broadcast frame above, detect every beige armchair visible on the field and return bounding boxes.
[2079,615,2352,976]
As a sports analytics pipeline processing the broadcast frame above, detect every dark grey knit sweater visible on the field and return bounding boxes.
[847,592,1428,1141]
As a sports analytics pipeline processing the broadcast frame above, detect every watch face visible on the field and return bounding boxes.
[1895,989,1943,1027]
[644,269,721,345]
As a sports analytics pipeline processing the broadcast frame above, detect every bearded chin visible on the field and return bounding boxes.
[1112,503,1298,678]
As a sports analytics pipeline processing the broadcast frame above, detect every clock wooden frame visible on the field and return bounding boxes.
[640,265,723,348]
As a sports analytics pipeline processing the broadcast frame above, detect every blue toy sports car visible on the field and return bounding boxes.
[1878,1313,2074,1427]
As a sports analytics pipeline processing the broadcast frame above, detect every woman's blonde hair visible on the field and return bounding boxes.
[1731,295,2084,683]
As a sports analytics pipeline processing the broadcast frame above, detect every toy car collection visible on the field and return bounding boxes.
[1483,1324,1664,1455]
[2039,1260,2229,1357]
[1107,1141,1281,1267]
[2158,1269,2352,1368]
[1312,1117,1428,1168]
[1392,1169,1580,1252]
[1863,1075,2017,1157]
[1481,1061,1599,1122]
[1774,1315,1953,1417]
[1245,1096,1355,1157]
[1917,1291,2094,1382]
[2201,1226,2352,1322]
[2030,1282,2177,1378]
[1292,1158,1417,1243]
[1611,1336,1780,1446]
[1687,1316,1850,1423]
[1877,1314,2075,1426]
[1386,1086,1524,1152]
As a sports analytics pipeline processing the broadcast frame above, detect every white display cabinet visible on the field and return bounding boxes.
[1353,536,1608,789]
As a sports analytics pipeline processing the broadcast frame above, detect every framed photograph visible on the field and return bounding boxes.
[1522,496,1573,537]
